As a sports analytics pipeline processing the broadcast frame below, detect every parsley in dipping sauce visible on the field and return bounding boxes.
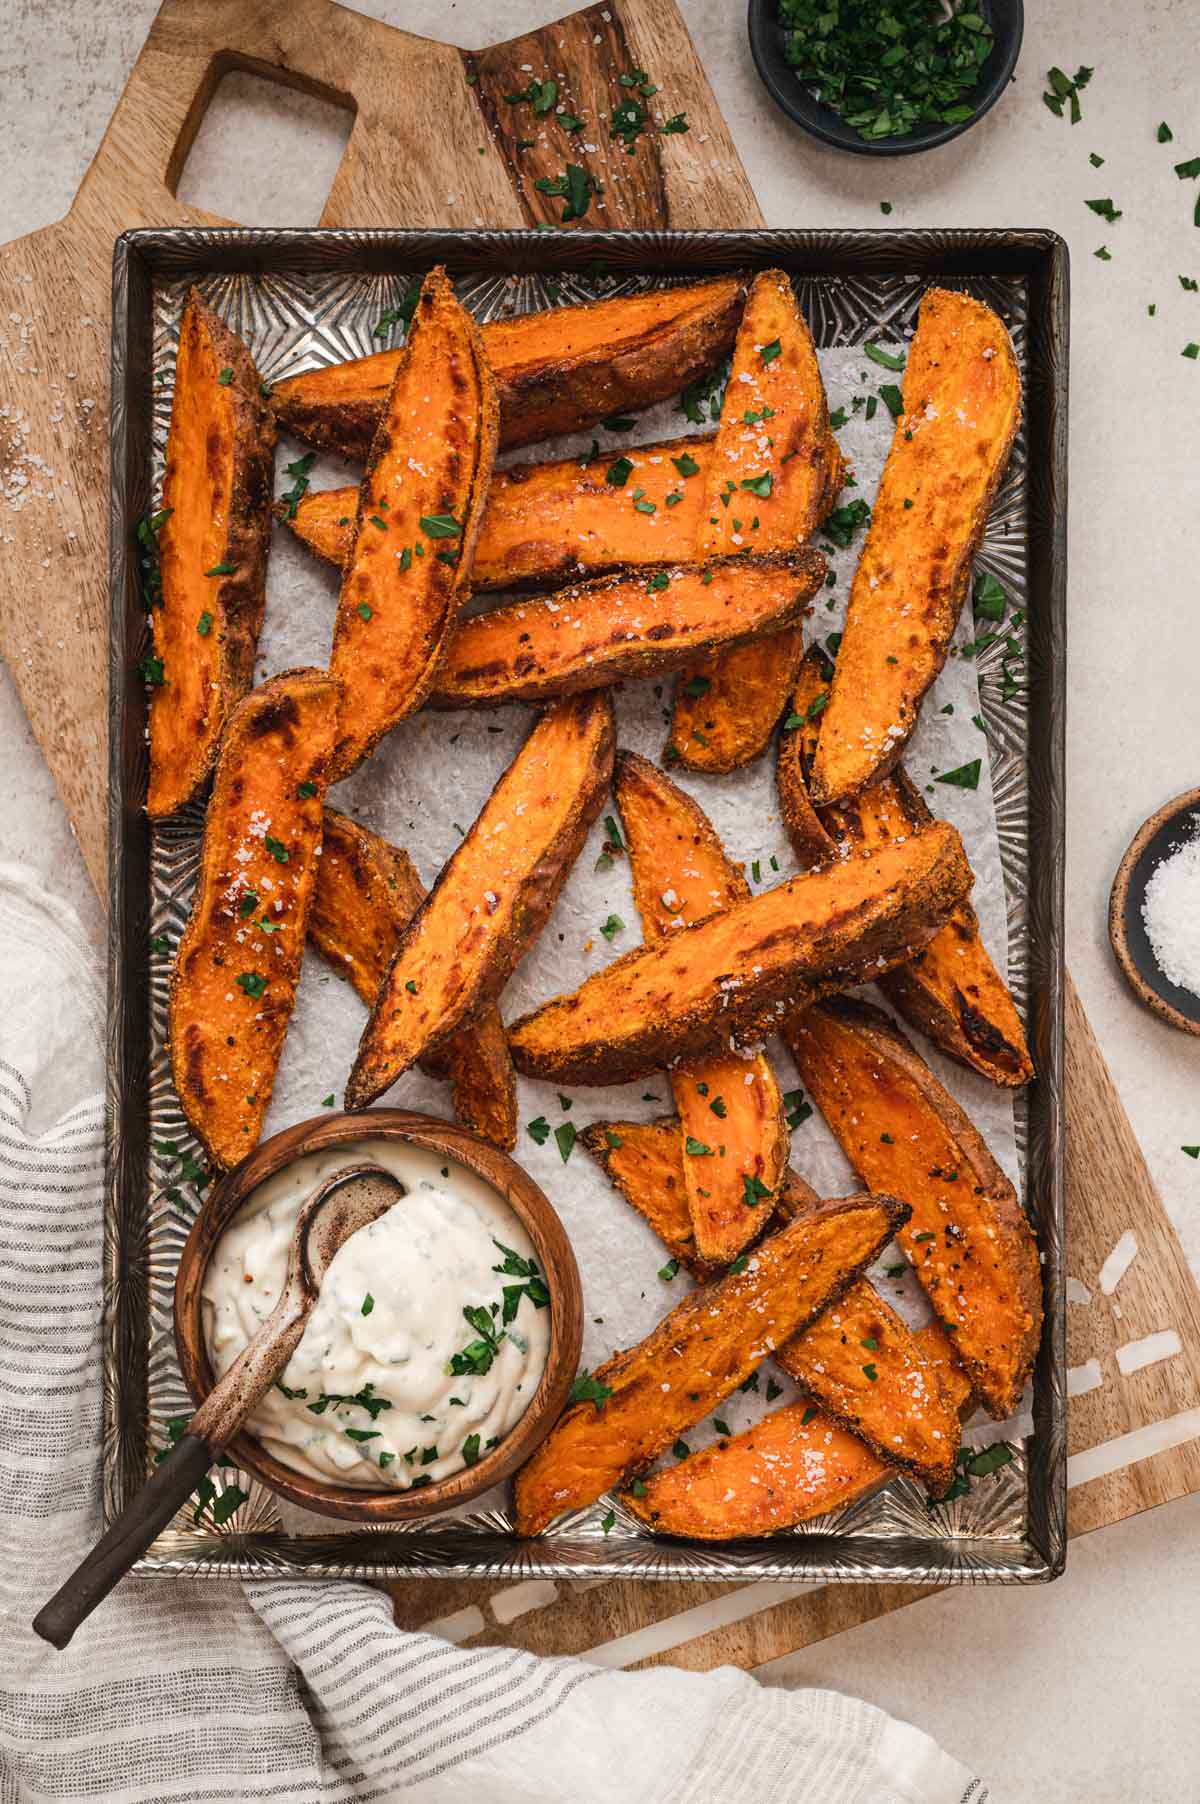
[777,0,995,143]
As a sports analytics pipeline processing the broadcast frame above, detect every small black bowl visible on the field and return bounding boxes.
[1109,787,1200,1037]
[747,0,1024,158]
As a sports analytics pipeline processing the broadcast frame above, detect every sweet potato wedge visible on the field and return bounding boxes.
[778,647,1033,1086]
[283,434,717,590]
[581,1115,790,1279]
[346,693,614,1110]
[583,1123,960,1492]
[148,288,275,817]
[308,809,516,1150]
[169,669,341,1169]
[430,549,824,710]
[513,1191,907,1535]
[508,821,972,1086]
[328,266,498,777]
[615,750,788,1264]
[271,276,745,461]
[783,997,1042,1418]
[810,288,1021,804]
[669,269,844,774]
[621,1318,967,1541]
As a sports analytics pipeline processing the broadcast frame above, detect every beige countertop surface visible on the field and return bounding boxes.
[2,2,1198,1797]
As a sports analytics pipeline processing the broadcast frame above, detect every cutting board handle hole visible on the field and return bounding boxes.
[174,64,355,227]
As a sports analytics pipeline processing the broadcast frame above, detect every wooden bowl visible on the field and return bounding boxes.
[175,1109,583,1521]
[1109,787,1200,1037]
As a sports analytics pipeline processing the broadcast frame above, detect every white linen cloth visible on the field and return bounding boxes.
[0,863,988,1803]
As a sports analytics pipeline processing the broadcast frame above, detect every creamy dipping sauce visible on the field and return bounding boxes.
[201,1139,551,1490]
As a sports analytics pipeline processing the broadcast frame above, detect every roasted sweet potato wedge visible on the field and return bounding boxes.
[810,288,1021,804]
[283,435,717,590]
[513,1192,907,1535]
[328,267,498,777]
[509,821,971,1086]
[669,270,844,775]
[271,276,745,461]
[621,1316,967,1541]
[346,693,614,1110]
[308,809,516,1150]
[778,646,1033,1086]
[615,750,788,1265]
[148,288,275,817]
[783,997,1042,1417]
[582,1115,790,1279]
[430,549,824,709]
[169,670,340,1169]
[583,1123,960,1492]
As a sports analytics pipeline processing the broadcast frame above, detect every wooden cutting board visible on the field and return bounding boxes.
[3,0,1198,1672]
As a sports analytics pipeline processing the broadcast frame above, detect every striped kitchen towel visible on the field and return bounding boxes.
[0,863,987,1803]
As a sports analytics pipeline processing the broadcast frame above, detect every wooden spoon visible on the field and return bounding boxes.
[33,1163,406,1648]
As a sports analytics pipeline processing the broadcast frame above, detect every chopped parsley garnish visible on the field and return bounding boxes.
[446,1305,506,1378]
[1158,122,1173,143]
[783,1088,812,1129]
[801,1405,817,1426]
[357,601,373,621]
[672,450,700,477]
[604,1128,622,1149]
[632,490,656,515]
[150,934,171,954]
[740,471,773,498]
[236,972,267,999]
[419,513,462,539]
[862,1362,878,1382]
[742,1172,771,1208]
[1182,1145,1200,1159]
[196,611,213,636]
[135,507,171,609]
[1184,343,1200,360]
[658,1257,680,1282]
[345,1427,381,1443]
[864,341,905,372]
[606,455,634,487]
[570,1369,614,1409]
[661,113,689,135]
[279,452,316,521]
[599,913,625,941]
[973,569,1007,621]
[554,1121,577,1164]
[879,382,904,418]
[374,282,421,338]
[322,1094,335,1108]
[535,164,597,221]
[1042,64,1093,125]
[684,675,711,699]
[709,1096,727,1118]
[203,561,235,577]
[934,758,982,790]
[647,570,670,591]
[361,1293,374,1316]
[216,367,234,386]
[462,1433,481,1467]
[238,892,258,918]
[684,1136,712,1157]
[264,834,289,863]
[728,1253,750,1275]
[759,338,782,364]
[828,406,848,430]
[822,498,871,548]
[1094,246,1112,261]
[504,76,558,114]
[672,1439,691,1461]
[604,414,636,432]
[1174,157,1200,180]
[1085,197,1122,222]
[527,1115,551,1146]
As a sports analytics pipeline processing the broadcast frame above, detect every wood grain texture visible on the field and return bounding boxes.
[3,0,1197,1677]
[0,0,755,892]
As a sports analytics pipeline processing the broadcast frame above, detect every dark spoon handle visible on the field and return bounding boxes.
[32,1432,213,1649]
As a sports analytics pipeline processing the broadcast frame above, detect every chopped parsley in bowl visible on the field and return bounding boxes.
[748,0,1023,157]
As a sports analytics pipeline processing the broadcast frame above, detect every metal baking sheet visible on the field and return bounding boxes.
[107,229,1067,1586]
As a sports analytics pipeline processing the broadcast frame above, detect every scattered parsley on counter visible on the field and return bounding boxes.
[1085,197,1122,221]
[1158,122,1173,143]
[1042,64,1093,124]
[535,163,597,221]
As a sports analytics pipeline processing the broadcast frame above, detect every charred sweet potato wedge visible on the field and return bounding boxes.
[328,267,498,777]
[670,270,844,775]
[583,1125,960,1492]
[346,693,614,1110]
[778,647,1033,1086]
[513,1192,907,1535]
[621,1316,967,1541]
[508,821,972,1086]
[308,809,516,1150]
[169,670,341,1169]
[285,436,717,590]
[810,288,1021,804]
[271,276,745,462]
[783,997,1042,1418]
[148,288,275,817]
[615,750,788,1265]
[430,549,824,709]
